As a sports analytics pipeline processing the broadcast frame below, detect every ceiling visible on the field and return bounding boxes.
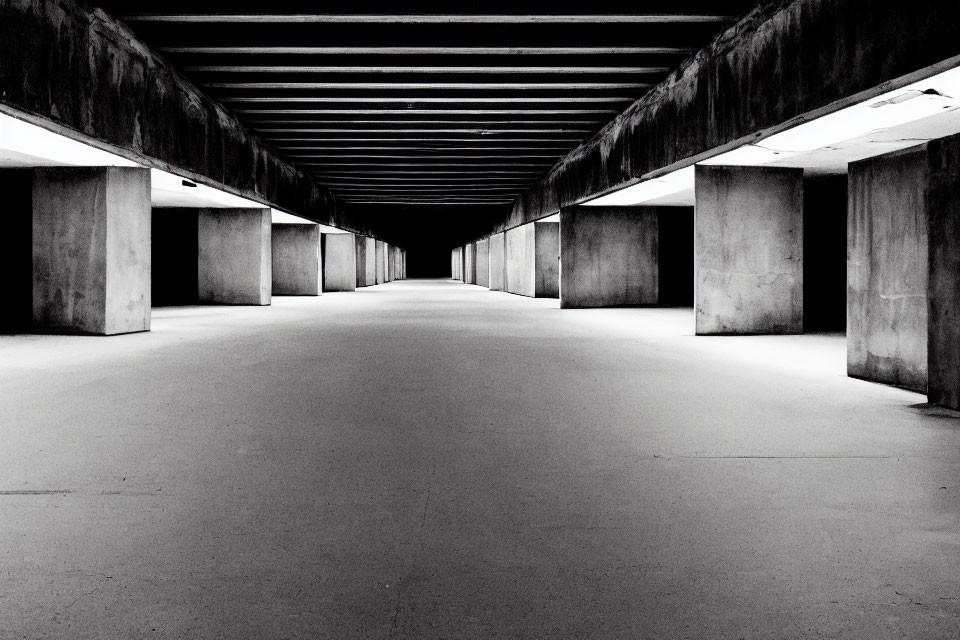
[91,1,758,213]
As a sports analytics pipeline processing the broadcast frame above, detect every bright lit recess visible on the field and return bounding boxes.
[584,64,960,207]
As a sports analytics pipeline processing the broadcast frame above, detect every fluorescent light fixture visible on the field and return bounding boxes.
[539,213,560,222]
[584,166,694,207]
[0,111,137,168]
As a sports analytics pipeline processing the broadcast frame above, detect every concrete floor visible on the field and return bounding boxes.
[1,279,958,639]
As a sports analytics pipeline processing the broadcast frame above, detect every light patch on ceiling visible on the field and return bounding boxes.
[584,64,960,207]
[0,111,137,168]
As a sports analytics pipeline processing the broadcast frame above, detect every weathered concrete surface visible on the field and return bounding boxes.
[0,170,33,333]
[695,165,803,335]
[355,235,369,287]
[2,284,958,639]
[505,224,536,297]
[0,0,403,235]
[475,239,490,288]
[364,237,377,286]
[387,247,396,282]
[452,247,463,281]
[560,207,658,308]
[323,233,357,293]
[489,233,506,291]
[464,243,477,285]
[534,221,560,298]
[198,209,271,306]
[848,148,928,392]
[32,167,150,335]
[272,225,320,296]
[493,0,960,234]
[376,241,386,284]
[925,134,960,408]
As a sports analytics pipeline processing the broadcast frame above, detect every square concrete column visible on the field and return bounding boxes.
[387,244,396,281]
[848,147,928,392]
[363,237,377,285]
[198,208,271,305]
[694,165,803,335]
[376,240,386,284]
[505,224,535,296]
[464,242,476,284]
[452,247,463,280]
[489,232,506,291]
[535,220,560,298]
[33,167,151,335]
[323,233,357,292]
[559,206,658,308]
[929,133,960,408]
[271,224,320,296]
[475,239,490,288]
[355,235,368,287]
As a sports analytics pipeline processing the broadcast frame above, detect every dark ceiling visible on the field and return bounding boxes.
[91,1,757,214]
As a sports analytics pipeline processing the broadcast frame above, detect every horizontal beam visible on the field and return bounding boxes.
[207,82,650,90]
[221,96,634,103]
[161,46,695,55]
[255,128,594,133]
[124,14,734,24]
[188,65,671,74]
[238,109,618,115]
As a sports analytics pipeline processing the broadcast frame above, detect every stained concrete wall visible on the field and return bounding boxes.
[152,208,199,307]
[505,224,536,297]
[848,147,928,392]
[559,207,658,308]
[272,224,320,296]
[452,247,463,281]
[198,208,272,305]
[33,167,151,335]
[355,235,369,287]
[387,246,396,282]
[694,166,803,335]
[489,233,506,291]
[376,241,386,284]
[658,208,695,307]
[464,243,477,284]
[0,170,33,333]
[323,233,357,292]
[535,221,560,298]
[928,133,960,408]
[475,239,490,288]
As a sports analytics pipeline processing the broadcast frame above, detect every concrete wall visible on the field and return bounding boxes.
[505,224,536,297]
[452,247,463,281]
[488,233,506,291]
[198,208,272,305]
[475,239,490,288]
[323,233,357,292]
[534,221,560,298]
[376,240,386,284]
[559,207,658,308]
[272,224,320,296]
[848,147,928,392]
[355,235,368,287]
[928,133,960,408]
[694,165,803,335]
[33,167,151,335]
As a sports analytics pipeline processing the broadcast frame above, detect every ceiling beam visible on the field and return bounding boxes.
[160,46,695,55]
[187,65,671,74]
[207,82,650,90]
[124,14,735,24]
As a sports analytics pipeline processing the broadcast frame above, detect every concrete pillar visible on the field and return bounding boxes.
[694,165,803,335]
[375,240,386,284]
[535,220,560,298]
[505,224,535,297]
[847,147,928,392]
[452,247,463,280]
[489,232,506,291]
[559,206,658,308]
[355,235,369,287]
[464,242,477,284]
[32,167,151,335]
[363,237,377,286]
[323,233,357,292]
[271,224,320,296]
[387,245,396,282]
[929,133,960,408]
[475,239,490,288]
[198,208,271,306]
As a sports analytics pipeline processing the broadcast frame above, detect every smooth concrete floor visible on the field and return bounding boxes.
[1,279,959,639]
